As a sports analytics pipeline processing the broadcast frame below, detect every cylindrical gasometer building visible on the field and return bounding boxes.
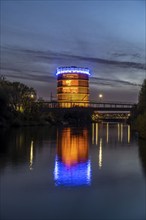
[56,66,90,107]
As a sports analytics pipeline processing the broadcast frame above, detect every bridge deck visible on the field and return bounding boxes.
[40,101,135,111]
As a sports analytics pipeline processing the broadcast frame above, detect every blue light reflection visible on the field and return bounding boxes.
[54,156,91,186]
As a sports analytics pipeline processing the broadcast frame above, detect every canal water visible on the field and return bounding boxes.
[0,123,146,220]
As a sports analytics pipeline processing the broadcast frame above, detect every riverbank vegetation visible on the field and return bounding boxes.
[0,77,58,127]
[132,79,146,139]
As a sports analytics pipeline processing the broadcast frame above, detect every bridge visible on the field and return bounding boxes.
[40,101,134,111]
[38,101,136,122]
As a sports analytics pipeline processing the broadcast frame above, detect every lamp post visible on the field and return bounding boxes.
[99,94,103,102]
[30,94,34,99]
[30,93,36,101]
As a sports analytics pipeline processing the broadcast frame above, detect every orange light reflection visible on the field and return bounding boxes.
[57,128,88,167]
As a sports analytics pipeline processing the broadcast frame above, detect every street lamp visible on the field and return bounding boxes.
[30,94,34,99]
[99,94,103,102]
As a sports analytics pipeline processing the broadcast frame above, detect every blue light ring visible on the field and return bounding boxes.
[56,67,91,76]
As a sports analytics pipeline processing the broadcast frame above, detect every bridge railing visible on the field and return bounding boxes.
[38,101,135,109]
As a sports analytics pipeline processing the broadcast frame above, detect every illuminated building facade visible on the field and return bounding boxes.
[56,67,90,107]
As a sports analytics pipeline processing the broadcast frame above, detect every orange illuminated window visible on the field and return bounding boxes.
[65,80,71,86]
[62,87,78,93]
[58,80,88,87]
[63,74,78,78]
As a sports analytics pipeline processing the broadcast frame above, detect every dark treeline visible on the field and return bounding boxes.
[131,79,146,139]
[0,77,58,127]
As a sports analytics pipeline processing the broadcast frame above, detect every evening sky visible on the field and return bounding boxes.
[1,0,146,102]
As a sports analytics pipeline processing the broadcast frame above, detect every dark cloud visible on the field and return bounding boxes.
[90,77,141,87]
[2,45,145,70]
[112,52,142,59]
[2,71,55,83]
[1,45,144,96]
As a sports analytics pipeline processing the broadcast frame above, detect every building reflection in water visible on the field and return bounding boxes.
[29,140,34,170]
[54,128,91,186]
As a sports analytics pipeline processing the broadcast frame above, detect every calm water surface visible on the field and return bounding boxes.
[0,123,146,220]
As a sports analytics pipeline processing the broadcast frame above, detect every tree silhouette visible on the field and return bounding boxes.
[0,78,36,112]
[138,79,146,114]
[136,79,146,139]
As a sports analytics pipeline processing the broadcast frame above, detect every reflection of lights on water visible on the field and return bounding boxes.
[120,124,123,142]
[54,156,91,186]
[29,140,33,170]
[106,123,109,143]
[92,123,94,144]
[95,123,98,145]
[118,123,120,142]
[54,157,59,180]
[55,128,90,186]
[87,160,91,181]
[57,128,88,167]
[99,138,102,169]
[128,125,130,143]
[92,123,98,145]
[118,123,123,143]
